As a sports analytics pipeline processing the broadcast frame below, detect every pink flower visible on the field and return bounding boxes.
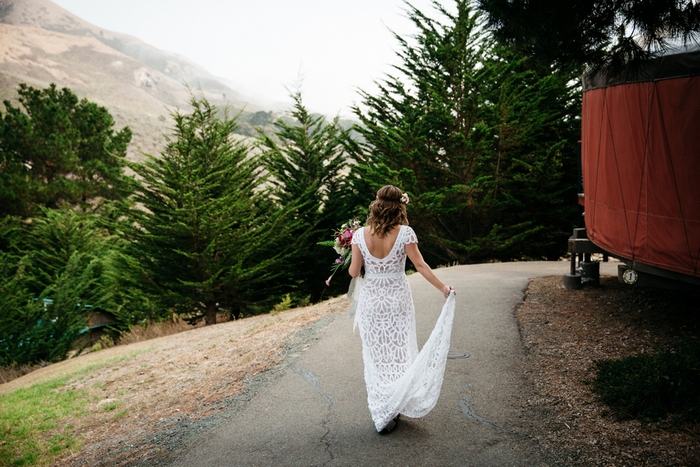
[322,217,362,286]
[337,228,354,246]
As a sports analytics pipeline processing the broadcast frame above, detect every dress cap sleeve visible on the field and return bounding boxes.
[352,227,364,245]
[404,226,418,244]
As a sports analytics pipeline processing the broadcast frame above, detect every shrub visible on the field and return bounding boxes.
[592,339,700,425]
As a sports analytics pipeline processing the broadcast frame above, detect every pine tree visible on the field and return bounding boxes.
[0,208,154,366]
[258,91,356,300]
[131,95,293,324]
[352,1,580,265]
[0,84,132,218]
[477,0,700,71]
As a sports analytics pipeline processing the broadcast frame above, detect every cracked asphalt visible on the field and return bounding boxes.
[168,261,619,467]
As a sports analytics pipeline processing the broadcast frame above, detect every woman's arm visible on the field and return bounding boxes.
[349,243,363,278]
[405,243,455,298]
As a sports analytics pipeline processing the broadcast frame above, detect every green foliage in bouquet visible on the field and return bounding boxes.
[318,218,362,286]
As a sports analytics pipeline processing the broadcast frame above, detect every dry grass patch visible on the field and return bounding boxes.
[0,362,49,385]
[116,313,233,346]
[33,295,347,466]
[0,314,232,386]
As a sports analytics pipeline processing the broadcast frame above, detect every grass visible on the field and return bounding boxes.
[0,377,87,466]
[102,401,120,412]
[0,362,48,385]
[69,348,155,379]
[271,294,293,315]
[1,317,178,385]
[0,347,154,466]
[116,313,232,346]
[592,339,700,427]
[116,315,195,345]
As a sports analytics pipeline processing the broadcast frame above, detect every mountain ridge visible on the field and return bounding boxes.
[0,0,260,160]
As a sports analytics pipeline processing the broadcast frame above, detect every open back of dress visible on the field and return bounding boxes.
[353,225,456,431]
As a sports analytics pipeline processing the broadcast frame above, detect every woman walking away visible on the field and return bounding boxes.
[349,185,456,433]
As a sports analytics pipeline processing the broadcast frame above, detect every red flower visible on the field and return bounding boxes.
[337,228,354,247]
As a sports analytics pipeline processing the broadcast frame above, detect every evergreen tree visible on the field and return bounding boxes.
[131,95,293,324]
[258,91,356,300]
[352,1,579,265]
[0,84,132,218]
[471,44,581,260]
[477,0,700,71]
[0,83,149,366]
[0,208,154,366]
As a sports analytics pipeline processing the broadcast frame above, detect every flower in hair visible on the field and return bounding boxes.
[401,193,410,205]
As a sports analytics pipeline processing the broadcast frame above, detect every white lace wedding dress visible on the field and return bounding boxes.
[352,225,456,431]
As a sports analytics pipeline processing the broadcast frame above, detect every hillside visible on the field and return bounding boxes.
[0,0,259,160]
[0,295,347,466]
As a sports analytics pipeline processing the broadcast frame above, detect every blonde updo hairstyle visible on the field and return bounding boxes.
[367,185,408,238]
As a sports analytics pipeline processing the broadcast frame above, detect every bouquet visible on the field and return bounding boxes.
[318,217,362,286]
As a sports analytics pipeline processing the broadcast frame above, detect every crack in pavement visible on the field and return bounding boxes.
[288,364,335,465]
[289,364,334,405]
[459,383,514,433]
[320,405,335,466]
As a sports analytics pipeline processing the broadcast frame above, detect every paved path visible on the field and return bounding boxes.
[170,261,618,467]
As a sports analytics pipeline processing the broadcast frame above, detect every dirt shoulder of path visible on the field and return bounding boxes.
[516,275,700,467]
[1,295,348,466]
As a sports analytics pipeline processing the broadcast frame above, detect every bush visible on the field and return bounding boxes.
[0,208,161,366]
[592,339,700,425]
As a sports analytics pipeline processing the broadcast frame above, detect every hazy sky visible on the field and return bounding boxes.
[51,0,442,117]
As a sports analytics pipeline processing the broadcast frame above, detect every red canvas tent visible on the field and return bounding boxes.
[581,45,700,280]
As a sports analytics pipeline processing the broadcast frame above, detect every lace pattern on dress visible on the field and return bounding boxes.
[353,225,456,431]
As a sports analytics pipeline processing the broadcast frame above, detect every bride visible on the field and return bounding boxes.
[349,185,456,433]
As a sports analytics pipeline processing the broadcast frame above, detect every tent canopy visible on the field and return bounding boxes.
[581,46,700,278]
